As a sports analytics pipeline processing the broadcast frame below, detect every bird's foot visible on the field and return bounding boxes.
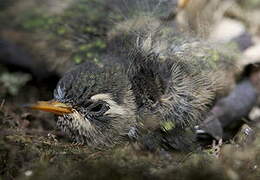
[206,139,223,158]
[71,141,84,147]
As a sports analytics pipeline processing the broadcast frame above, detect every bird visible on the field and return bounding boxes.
[28,2,238,151]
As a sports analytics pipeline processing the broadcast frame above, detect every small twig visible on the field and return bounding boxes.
[0,99,5,110]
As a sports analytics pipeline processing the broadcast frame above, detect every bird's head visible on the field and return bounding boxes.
[30,62,138,148]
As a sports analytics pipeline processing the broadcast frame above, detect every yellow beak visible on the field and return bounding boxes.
[28,101,73,115]
[178,0,190,9]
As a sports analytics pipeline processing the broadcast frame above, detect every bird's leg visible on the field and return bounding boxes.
[206,139,223,158]
[197,76,259,144]
[71,140,84,147]
[71,141,80,146]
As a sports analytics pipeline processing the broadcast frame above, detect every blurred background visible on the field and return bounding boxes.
[1,0,260,179]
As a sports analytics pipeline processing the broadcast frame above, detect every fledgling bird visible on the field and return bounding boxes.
[30,2,238,151]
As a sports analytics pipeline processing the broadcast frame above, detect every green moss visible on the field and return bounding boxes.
[57,27,67,35]
[0,0,119,66]
[95,39,106,49]
[79,44,92,51]
[84,26,98,33]
[93,58,101,64]
[20,12,59,31]
[73,55,83,64]
[86,52,94,58]
[210,50,220,62]
[240,0,260,8]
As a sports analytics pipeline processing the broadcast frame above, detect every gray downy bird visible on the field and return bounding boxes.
[29,1,238,151]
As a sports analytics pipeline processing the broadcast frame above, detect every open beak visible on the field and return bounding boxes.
[27,101,73,115]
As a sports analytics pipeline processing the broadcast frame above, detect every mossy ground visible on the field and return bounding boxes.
[1,108,260,180]
[0,81,259,180]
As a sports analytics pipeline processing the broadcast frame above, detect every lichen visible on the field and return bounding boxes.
[0,69,31,97]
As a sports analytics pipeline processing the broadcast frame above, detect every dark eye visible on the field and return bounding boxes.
[90,103,103,112]
[88,102,109,115]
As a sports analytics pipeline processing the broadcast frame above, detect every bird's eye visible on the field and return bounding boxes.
[88,102,109,115]
[90,103,103,112]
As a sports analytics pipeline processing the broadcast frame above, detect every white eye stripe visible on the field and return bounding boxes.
[105,105,127,115]
[91,93,127,115]
[90,93,112,101]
